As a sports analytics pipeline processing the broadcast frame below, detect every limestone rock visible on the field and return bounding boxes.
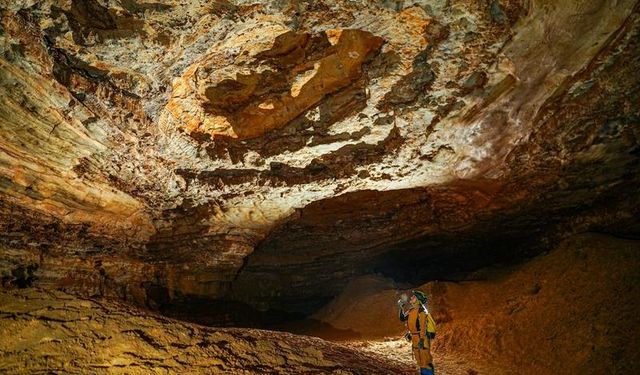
[0,287,412,374]
[0,0,638,314]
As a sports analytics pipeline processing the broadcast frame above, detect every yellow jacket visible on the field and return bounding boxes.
[401,304,436,339]
[400,301,436,369]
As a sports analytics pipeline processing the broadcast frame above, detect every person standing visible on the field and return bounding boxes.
[399,290,437,375]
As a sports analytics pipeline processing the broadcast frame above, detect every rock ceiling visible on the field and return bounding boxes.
[0,0,638,313]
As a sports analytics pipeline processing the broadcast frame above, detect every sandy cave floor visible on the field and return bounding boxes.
[1,233,639,374]
[0,288,416,375]
[0,286,482,374]
[345,339,486,375]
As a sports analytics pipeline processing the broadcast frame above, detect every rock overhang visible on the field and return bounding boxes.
[0,0,638,315]
[166,27,384,140]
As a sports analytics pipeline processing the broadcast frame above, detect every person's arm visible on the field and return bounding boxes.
[398,305,408,321]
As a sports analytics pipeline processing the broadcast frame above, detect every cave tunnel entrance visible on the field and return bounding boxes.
[155,221,550,342]
[370,228,546,286]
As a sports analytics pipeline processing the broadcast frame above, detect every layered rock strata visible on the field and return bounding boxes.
[0,287,411,374]
[0,0,638,314]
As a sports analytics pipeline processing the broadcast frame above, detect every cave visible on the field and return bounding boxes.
[1,0,639,374]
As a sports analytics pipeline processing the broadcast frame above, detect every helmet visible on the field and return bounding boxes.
[412,290,428,304]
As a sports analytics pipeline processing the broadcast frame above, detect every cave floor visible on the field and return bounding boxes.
[0,288,415,374]
[2,233,639,374]
[346,339,476,375]
[0,287,477,375]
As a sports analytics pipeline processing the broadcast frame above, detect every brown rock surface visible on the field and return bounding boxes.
[314,233,640,374]
[0,0,638,341]
[0,287,412,374]
[167,28,384,139]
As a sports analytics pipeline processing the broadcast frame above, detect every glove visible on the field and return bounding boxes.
[418,338,425,349]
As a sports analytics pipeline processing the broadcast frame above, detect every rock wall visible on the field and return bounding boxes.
[313,233,640,374]
[0,0,638,313]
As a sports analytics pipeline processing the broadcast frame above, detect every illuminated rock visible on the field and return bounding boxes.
[0,0,638,316]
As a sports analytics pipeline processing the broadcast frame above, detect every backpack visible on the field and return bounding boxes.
[420,304,437,339]
[426,312,436,339]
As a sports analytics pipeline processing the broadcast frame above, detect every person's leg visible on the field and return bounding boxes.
[417,348,434,375]
[411,335,422,370]
[412,347,421,370]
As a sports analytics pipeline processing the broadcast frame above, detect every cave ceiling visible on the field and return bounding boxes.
[0,0,638,313]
